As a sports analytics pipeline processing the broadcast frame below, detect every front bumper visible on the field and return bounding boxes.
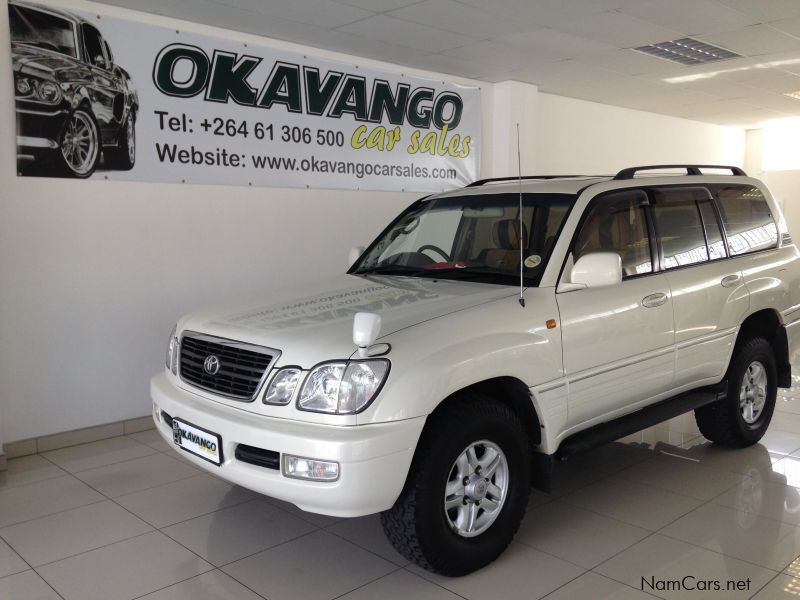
[16,101,69,162]
[150,372,425,517]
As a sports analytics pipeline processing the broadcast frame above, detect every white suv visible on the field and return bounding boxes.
[151,164,800,575]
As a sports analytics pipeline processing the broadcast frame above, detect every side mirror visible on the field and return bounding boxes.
[348,246,364,268]
[569,252,622,288]
[353,312,381,357]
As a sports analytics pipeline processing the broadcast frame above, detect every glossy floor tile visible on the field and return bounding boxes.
[0,396,798,600]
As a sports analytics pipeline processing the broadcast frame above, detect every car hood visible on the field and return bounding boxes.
[12,43,79,77]
[180,274,517,365]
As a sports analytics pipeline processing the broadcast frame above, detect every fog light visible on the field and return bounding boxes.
[282,455,339,482]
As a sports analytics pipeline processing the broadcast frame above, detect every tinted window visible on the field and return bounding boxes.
[652,187,709,269]
[82,24,106,68]
[574,189,652,278]
[10,5,77,58]
[715,185,778,256]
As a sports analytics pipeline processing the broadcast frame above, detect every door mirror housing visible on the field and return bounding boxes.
[569,252,622,289]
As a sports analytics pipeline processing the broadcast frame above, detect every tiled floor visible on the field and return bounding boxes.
[3,394,800,600]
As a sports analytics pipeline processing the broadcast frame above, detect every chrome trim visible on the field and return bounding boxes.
[570,346,673,384]
[16,107,66,117]
[535,380,566,394]
[16,136,57,149]
[675,326,737,350]
[178,330,281,402]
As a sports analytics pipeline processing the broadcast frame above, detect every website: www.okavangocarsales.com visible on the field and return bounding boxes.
[642,575,751,593]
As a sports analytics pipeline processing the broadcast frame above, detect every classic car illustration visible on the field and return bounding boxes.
[10,0,138,178]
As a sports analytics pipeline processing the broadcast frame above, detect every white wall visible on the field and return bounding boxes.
[536,93,745,175]
[744,128,800,236]
[0,1,747,444]
[0,0,492,443]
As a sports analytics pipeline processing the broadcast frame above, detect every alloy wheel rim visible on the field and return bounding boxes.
[61,112,98,175]
[740,360,767,424]
[444,440,509,538]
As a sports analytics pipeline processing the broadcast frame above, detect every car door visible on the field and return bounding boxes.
[556,188,675,427]
[81,23,117,138]
[651,186,750,388]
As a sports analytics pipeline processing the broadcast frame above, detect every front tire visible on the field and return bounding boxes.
[58,107,100,178]
[381,394,530,576]
[104,112,136,170]
[694,337,777,447]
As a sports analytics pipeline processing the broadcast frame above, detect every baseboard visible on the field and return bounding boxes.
[0,453,6,472]
[2,415,155,459]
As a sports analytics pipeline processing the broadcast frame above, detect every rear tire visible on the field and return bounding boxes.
[381,393,530,576]
[694,337,776,447]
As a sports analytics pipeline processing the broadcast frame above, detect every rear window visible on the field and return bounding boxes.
[652,188,710,269]
[714,185,778,256]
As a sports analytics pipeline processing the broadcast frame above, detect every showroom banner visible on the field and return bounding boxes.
[9,1,481,191]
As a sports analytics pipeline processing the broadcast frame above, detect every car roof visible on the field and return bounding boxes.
[432,165,755,200]
[10,0,88,26]
[435,176,613,199]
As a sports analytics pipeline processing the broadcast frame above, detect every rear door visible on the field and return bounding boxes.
[651,186,750,388]
[557,188,675,427]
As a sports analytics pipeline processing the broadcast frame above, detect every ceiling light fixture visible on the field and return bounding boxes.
[633,37,741,66]
[784,90,800,101]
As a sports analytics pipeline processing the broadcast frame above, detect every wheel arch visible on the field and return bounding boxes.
[735,309,791,387]
[429,377,542,447]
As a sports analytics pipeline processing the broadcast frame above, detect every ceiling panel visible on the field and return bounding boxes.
[91,0,800,128]
[544,10,684,48]
[617,0,757,36]
[697,24,800,57]
[387,0,531,39]
[336,14,479,52]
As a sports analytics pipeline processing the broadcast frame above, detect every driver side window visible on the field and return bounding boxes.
[573,190,653,278]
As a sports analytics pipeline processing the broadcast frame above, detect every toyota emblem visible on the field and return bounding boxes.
[203,355,221,375]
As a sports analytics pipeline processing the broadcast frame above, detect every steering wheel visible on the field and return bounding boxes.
[417,244,450,262]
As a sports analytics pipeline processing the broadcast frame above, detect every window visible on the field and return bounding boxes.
[714,185,778,256]
[652,187,710,269]
[353,193,576,287]
[82,24,107,68]
[10,5,77,58]
[574,190,652,277]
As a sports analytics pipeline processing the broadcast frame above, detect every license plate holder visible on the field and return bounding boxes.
[172,417,223,466]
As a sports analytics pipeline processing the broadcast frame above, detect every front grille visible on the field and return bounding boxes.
[179,333,277,400]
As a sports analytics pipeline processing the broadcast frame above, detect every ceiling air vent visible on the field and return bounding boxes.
[632,38,741,66]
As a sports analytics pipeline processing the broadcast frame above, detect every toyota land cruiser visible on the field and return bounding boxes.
[151,164,800,575]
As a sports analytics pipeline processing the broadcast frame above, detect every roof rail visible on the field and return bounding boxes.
[613,164,747,180]
[466,175,599,187]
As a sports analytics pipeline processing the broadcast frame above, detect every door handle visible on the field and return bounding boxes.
[642,293,668,308]
[721,274,742,288]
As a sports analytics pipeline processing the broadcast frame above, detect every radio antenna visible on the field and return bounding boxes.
[516,123,525,308]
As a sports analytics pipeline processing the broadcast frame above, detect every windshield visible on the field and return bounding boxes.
[10,5,78,58]
[351,193,575,286]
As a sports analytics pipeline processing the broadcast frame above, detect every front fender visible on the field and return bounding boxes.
[357,290,563,426]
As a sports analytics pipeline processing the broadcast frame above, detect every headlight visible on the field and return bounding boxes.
[37,81,62,104]
[165,325,177,374]
[15,77,32,96]
[264,368,301,405]
[297,360,389,414]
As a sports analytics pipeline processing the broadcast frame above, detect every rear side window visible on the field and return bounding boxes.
[651,187,715,269]
[714,185,778,256]
[573,189,653,278]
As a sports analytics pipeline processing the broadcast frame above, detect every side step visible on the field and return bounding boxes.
[555,386,726,460]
